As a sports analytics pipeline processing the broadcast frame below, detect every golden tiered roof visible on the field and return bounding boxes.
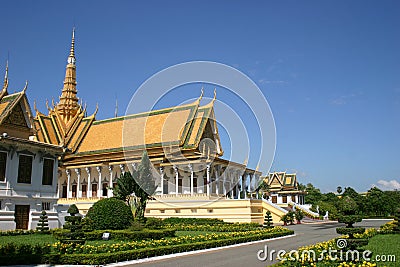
[0,62,34,139]
[34,29,96,151]
[34,29,224,166]
[264,172,299,191]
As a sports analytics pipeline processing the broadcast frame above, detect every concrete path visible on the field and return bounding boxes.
[111,219,388,267]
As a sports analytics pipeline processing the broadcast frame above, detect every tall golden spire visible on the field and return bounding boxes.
[56,28,80,124]
[2,60,8,93]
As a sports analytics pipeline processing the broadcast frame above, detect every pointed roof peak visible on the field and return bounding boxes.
[67,27,76,65]
[3,60,9,89]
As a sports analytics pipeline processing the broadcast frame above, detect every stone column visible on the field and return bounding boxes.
[237,172,241,199]
[108,166,113,197]
[174,165,179,196]
[75,168,81,198]
[58,170,62,198]
[96,166,102,198]
[249,173,253,199]
[222,168,227,197]
[215,166,219,195]
[86,167,91,198]
[206,164,211,196]
[119,164,125,175]
[66,169,71,199]
[160,167,164,195]
[242,173,247,199]
[189,164,194,196]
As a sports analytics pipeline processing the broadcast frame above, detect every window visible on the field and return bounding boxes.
[92,184,98,197]
[82,184,87,198]
[282,195,287,203]
[42,158,54,185]
[291,195,296,202]
[272,196,277,203]
[42,202,50,211]
[193,178,197,193]
[102,183,108,197]
[17,155,33,184]
[72,184,77,198]
[0,152,7,182]
[62,185,67,198]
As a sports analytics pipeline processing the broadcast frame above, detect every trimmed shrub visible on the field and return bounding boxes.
[36,210,50,233]
[263,210,273,228]
[162,217,225,225]
[84,229,176,241]
[85,198,134,230]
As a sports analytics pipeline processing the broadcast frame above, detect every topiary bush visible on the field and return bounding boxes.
[263,210,273,228]
[85,198,134,230]
[36,210,50,233]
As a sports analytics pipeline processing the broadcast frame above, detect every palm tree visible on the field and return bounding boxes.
[337,186,343,195]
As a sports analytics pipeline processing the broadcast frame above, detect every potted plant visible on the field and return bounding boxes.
[280,214,289,226]
[295,209,304,224]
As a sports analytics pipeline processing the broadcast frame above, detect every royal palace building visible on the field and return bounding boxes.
[1,30,313,229]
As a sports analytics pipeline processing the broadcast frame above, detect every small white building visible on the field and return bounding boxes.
[0,69,63,230]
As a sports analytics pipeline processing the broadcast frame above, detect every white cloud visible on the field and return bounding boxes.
[373,179,400,191]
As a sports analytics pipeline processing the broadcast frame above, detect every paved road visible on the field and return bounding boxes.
[115,220,388,267]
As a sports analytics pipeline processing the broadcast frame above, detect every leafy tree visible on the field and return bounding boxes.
[365,187,389,217]
[295,209,304,224]
[133,151,157,220]
[384,190,400,215]
[112,151,157,221]
[342,187,364,214]
[304,183,323,205]
[113,171,137,206]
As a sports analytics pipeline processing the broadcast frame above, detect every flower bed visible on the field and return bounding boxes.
[163,222,261,232]
[53,227,290,254]
[51,227,294,265]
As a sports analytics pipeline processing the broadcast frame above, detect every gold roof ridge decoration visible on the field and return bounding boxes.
[34,30,224,165]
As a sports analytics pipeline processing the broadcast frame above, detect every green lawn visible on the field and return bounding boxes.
[0,234,56,245]
[363,234,400,267]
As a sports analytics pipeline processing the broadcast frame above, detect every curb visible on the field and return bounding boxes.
[106,234,297,266]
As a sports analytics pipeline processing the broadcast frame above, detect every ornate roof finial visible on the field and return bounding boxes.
[2,60,9,92]
[213,88,217,101]
[68,27,76,65]
[199,87,204,101]
[56,28,80,124]
[22,80,28,92]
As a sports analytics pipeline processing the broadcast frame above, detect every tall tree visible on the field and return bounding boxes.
[337,186,342,195]
[304,183,323,205]
[134,151,157,220]
[112,151,157,220]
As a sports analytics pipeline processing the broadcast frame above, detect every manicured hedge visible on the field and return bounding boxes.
[84,229,176,241]
[52,228,176,241]
[54,229,294,265]
[163,222,261,232]
[0,243,51,266]
[0,229,37,236]
[162,217,226,225]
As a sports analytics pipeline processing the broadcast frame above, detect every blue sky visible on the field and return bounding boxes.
[1,1,399,192]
